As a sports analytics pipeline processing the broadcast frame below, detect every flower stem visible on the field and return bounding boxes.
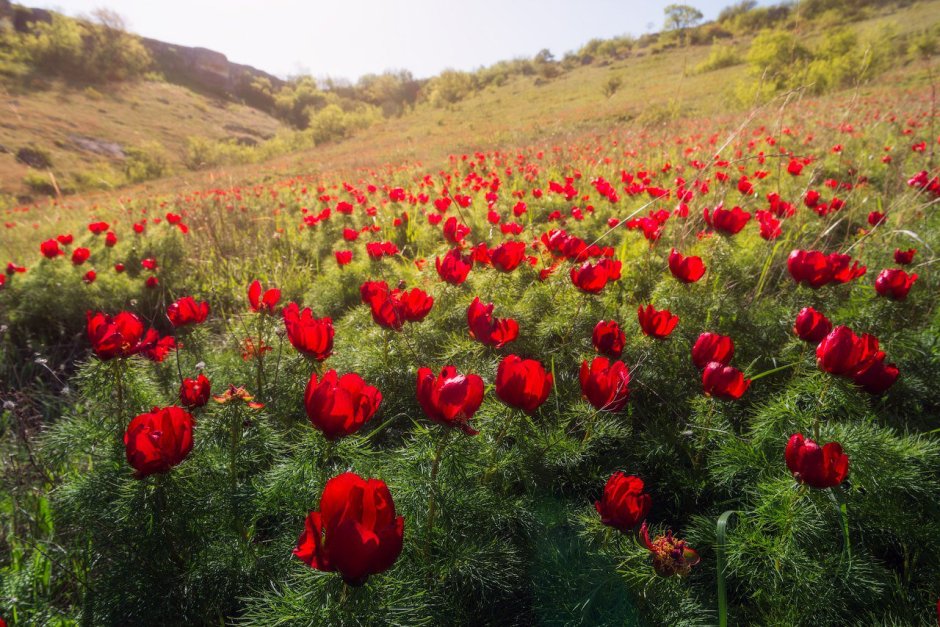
[424,428,452,561]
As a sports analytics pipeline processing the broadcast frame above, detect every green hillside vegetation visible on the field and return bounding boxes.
[0,0,937,206]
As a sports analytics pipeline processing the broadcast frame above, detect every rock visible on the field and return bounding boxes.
[16,146,52,168]
[68,135,125,159]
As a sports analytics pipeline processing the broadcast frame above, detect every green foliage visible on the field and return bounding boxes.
[123,142,171,183]
[694,42,741,74]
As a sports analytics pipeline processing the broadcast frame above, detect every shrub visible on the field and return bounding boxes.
[694,42,741,73]
[124,142,171,183]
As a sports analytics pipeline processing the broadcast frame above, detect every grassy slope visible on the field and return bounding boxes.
[1,0,938,236]
[0,80,288,195]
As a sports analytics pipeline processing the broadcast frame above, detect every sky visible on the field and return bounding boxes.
[30,0,765,82]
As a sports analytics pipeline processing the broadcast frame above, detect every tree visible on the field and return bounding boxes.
[664,4,703,45]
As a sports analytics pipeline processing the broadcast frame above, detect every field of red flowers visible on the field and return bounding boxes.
[1,85,939,625]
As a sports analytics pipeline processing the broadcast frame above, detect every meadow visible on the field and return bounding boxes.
[2,2,940,626]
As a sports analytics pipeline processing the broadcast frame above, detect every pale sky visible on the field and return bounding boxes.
[31,0,766,81]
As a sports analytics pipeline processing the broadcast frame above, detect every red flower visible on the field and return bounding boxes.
[369,287,433,331]
[137,333,177,362]
[248,280,281,313]
[668,248,706,283]
[580,357,630,412]
[592,320,625,358]
[167,296,210,327]
[282,302,334,360]
[114,262,125,272]
[213,384,264,409]
[816,326,879,376]
[793,307,832,343]
[595,472,651,532]
[179,374,211,408]
[435,248,473,284]
[88,221,109,234]
[702,362,750,400]
[82,270,96,284]
[704,205,750,235]
[787,250,866,288]
[335,250,353,266]
[56,234,73,245]
[360,280,389,306]
[467,297,518,348]
[875,268,917,300]
[691,332,734,369]
[637,304,679,339]
[495,354,553,413]
[868,211,886,226]
[145,276,159,289]
[86,311,146,360]
[123,406,194,479]
[141,258,158,271]
[490,241,527,272]
[755,210,781,240]
[851,352,899,394]
[71,247,91,265]
[640,522,700,577]
[105,231,118,247]
[443,216,470,244]
[5,262,26,275]
[570,258,621,293]
[293,472,404,586]
[893,248,916,265]
[787,250,830,288]
[785,433,849,489]
[415,366,484,435]
[304,370,382,440]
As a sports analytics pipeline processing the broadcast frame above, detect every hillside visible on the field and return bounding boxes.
[1,0,938,206]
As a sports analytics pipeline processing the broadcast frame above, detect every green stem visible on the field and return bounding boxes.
[425,428,452,561]
[716,510,740,627]
[828,486,852,562]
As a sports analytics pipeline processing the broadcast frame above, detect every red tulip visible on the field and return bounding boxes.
[580,357,630,412]
[592,320,625,358]
[71,247,91,265]
[893,248,916,265]
[785,433,849,489]
[304,370,382,440]
[467,297,518,348]
[875,268,917,300]
[283,302,334,360]
[495,354,553,413]
[570,258,621,293]
[691,333,734,369]
[668,249,706,283]
[124,406,194,479]
[435,248,473,284]
[167,296,210,327]
[702,362,750,400]
[793,307,832,343]
[640,522,700,577]
[248,280,281,313]
[40,239,64,258]
[179,374,211,408]
[86,311,147,359]
[490,241,527,272]
[415,366,484,434]
[637,305,679,339]
[595,472,651,532]
[293,472,404,586]
[816,326,879,376]
[704,205,750,235]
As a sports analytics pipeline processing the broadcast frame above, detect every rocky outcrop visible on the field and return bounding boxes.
[142,37,284,101]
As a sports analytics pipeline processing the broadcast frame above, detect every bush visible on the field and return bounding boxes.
[694,42,741,73]
[124,142,171,183]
